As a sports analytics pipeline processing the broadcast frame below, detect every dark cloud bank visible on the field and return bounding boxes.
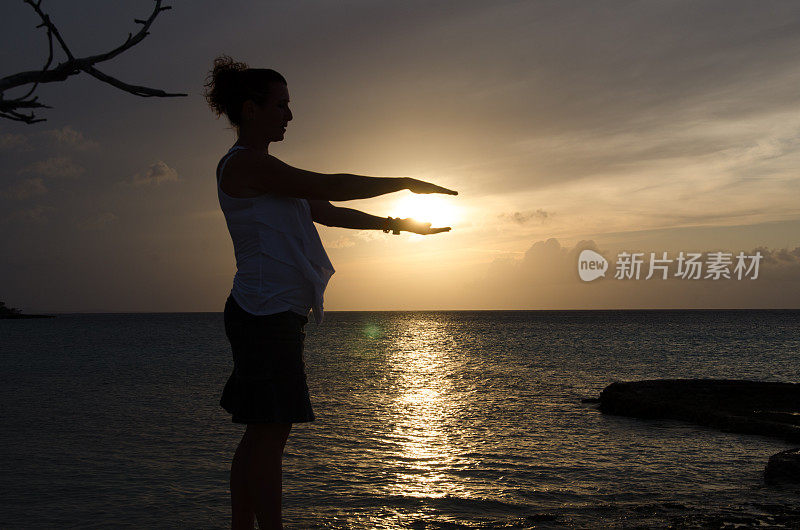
[472,238,800,309]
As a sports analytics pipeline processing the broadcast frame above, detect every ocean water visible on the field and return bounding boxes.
[1,309,799,529]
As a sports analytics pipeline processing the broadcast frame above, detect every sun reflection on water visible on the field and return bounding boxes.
[380,316,474,501]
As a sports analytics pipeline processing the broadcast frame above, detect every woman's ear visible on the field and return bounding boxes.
[241,99,257,122]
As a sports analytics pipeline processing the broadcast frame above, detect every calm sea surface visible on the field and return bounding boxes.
[1,310,799,528]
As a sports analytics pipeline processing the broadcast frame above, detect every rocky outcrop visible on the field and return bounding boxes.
[596,379,800,443]
[587,379,800,484]
[764,448,800,485]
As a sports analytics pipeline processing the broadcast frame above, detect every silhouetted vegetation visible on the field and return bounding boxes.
[0,299,53,318]
[0,300,23,316]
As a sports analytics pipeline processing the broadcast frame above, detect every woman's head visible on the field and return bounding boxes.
[203,55,292,140]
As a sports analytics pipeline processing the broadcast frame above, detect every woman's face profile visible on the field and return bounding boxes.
[246,81,292,142]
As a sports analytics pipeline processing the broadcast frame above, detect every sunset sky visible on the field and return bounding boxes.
[1,0,799,313]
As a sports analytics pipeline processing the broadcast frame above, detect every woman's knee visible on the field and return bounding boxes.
[244,422,292,449]
[245,422,292,436]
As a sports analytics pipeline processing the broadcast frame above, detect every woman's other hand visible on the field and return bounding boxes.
[405,177,457,195]
[398,218,451,235]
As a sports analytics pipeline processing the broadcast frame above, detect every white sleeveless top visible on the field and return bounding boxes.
[216,145,335,325]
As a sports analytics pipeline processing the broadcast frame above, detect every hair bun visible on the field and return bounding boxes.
[203,55,248,118]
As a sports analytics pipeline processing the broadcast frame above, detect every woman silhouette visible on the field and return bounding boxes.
[203,56,457,529]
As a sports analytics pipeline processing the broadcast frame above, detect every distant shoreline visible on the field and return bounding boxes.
[0,313,55,319]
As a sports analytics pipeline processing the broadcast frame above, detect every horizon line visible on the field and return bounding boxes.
[20,307,800,315]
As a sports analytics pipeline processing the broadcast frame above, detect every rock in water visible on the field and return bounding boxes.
[597,379,800,444]
[593,378,800,484]
[764,448,800,484]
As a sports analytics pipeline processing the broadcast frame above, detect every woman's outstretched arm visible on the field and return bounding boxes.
[228,149,457,201]
[308,200,451,235]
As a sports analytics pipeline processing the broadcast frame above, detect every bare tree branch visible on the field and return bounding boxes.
[16,3,56,103]
[82,64,181,98]
[0,0,187,124]
[24,0,76,61]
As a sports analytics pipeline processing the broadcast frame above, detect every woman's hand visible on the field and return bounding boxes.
[405,177,457,195]
[397,217,451,235]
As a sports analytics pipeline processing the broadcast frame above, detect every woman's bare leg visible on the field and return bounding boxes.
[230,431,256,529]
[230,422,293,530]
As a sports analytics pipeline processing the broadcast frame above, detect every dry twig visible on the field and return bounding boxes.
[0,0,187,124]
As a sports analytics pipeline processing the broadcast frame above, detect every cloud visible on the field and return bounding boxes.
[499,209,550,224]
[41,126,99,151]
[17,157,84,178]
[485,238,599,285]
[1,205,55,225]
[327,236,357,248]
[74,212,118,231]
[471,238,800,309]
[0,132,32,151]
[321,230,383,249]
[386,1,800,202]
[1,178,47,200]
[354,230,385,242]
[489,239,800,284]
[125,161,179,187]
[749,245,800,281]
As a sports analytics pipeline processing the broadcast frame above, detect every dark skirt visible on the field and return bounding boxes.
[220,294,315,424]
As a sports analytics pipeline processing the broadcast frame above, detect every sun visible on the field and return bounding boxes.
[389,194,460,228]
